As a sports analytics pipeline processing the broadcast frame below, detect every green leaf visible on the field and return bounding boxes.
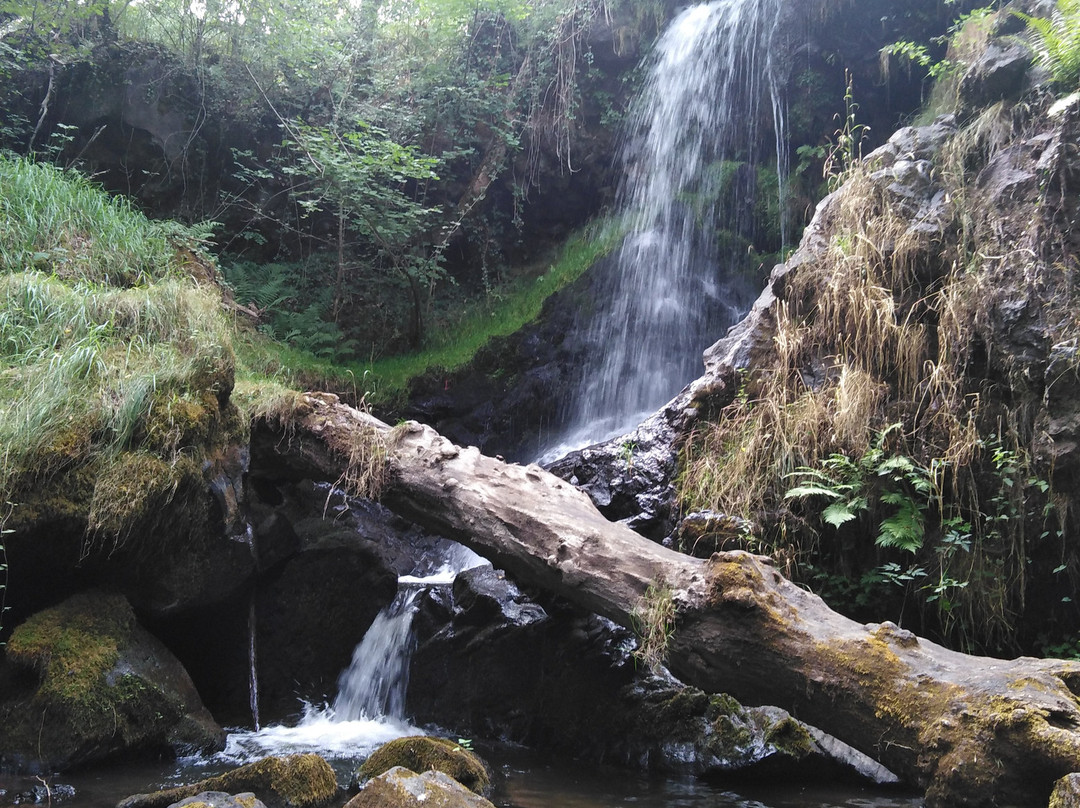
[784,484,843,500]
[822,501,859,528]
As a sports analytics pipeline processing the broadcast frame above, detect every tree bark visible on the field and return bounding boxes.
[251,393,1080,808]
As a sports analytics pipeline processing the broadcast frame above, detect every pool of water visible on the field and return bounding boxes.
[0,737,924,808]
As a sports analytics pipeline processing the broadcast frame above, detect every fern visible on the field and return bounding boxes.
[1014,0,1080,89]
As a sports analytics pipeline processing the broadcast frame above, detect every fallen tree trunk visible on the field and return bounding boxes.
[252,393,1080,808]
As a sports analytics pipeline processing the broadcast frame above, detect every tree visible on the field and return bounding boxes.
[278,118,444,347]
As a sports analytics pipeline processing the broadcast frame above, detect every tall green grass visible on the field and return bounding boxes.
[0,155,212,286]
[0,154,233,497]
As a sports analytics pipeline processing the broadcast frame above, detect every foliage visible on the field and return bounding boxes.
[1014,0,1080,90]
[879,4,999,117]
[361,216,621,410]
[784,424,933,554]
[221,258,359,363]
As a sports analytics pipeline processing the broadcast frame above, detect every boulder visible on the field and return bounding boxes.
[357,737,491,796]
[169,794,268,808]
[344,767,495,808]
[1051,774,1080,808]
[0,591,224,772]
[118,754,337,808]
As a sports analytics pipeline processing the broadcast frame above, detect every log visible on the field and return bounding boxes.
[252,393,1080,808]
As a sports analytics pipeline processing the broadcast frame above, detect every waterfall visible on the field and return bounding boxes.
[331,587,420,722]
[218,541,487,763]
[248,593,261,731]
[547,0,787,458]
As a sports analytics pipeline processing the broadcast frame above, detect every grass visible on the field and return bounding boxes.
[359,216,623,411]
[0,154,236,551]
[0,154,211,287]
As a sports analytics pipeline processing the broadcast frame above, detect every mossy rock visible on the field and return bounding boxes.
[0,591,224,770]
[345,767,495,808]
[358,737,491,796]
[171,794,267,808]
[118,754,337,808]
[1050,773,1080,808]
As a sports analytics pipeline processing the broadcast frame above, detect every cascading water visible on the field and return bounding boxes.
[218,542,486,763]
[331,588,421,723]
[546,0,787,458]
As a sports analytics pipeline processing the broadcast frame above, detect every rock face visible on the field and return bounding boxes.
[0,592,224,772]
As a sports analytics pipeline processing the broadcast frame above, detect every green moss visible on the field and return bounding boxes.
[86,451,204,552]
[706,693,743,720]
[5,592,133,730]
[200,754,338,808]
[706,713,756,759]
[359,736,491,795]
[763,716,814,759]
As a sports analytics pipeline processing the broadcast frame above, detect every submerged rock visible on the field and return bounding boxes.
[356,737,491,796]
[0,591,224,772]
[344,767,495,808]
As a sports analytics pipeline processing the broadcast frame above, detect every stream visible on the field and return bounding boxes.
[0,746,924,808]
[0,539,924,808]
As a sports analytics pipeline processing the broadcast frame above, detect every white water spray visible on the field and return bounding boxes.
[546,0,787,459]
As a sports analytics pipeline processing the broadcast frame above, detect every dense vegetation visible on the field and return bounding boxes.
[677,1,1080,657]
[0,0,653,389]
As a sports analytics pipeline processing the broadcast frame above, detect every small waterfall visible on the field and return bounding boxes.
[248,593,261,731]
[217,541,487,763]
[332,587,420,723]
[547,0,787,457]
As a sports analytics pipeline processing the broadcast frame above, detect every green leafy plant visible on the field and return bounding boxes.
[822,71,869,192]
[1014,0,1080,90]
[784,424,933,553]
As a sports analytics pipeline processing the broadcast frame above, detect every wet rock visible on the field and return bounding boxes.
[344,767,495,808]
[356,737,491,796]
[450,565,547,630]
[118,754,337,808]
[256,541,398,714]
[10,783,77,804]
[959,39,1032,111]
[0,592,224,772]
[169,793,267,808]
